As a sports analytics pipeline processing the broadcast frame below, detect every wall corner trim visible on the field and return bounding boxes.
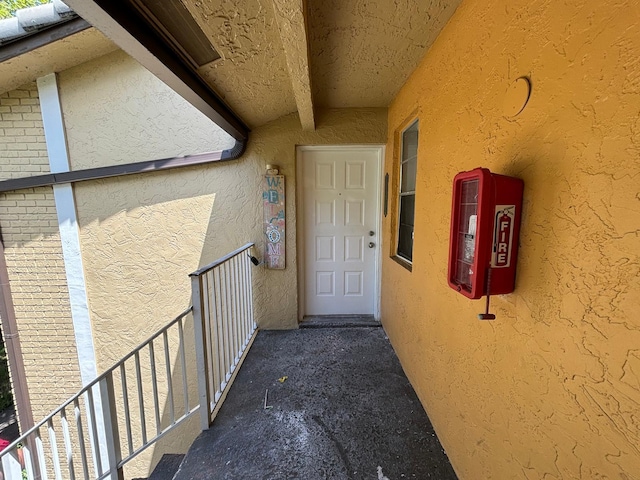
[38,73,111,466]
[37,73,98,386]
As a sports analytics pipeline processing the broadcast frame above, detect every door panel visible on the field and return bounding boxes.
[301,148,380,315]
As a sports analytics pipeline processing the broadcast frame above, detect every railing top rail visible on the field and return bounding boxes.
[189,242,255,277]
[0,306,193,457]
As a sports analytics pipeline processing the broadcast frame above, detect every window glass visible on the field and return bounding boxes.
[401,158,416,192]
[397,120,418,263]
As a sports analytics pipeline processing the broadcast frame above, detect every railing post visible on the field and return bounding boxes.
[191,273,211,431]
[99,373,123,480]
[1,449,23,480]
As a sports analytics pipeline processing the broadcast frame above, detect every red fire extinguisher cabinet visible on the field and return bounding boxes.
[447,168,524,299]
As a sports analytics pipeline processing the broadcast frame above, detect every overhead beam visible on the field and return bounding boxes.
[271,0,315,130]
[63,0,249,142]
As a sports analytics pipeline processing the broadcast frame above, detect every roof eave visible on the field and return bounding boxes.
[0,17,90,63]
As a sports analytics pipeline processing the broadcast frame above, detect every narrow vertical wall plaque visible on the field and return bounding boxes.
[263,175,285,269]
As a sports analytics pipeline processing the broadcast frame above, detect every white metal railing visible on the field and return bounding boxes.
[190,242,257,429]
[0,308,196,480]
[0,244,258,479]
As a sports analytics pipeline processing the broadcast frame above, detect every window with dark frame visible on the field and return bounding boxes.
[397,120,418,263]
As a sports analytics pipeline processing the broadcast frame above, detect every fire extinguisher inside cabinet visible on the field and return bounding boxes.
[447,168,524,301]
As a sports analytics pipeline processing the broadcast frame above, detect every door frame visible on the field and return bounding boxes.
[296,145,385,321]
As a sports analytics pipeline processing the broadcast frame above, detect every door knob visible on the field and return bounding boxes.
[368,242,375,248]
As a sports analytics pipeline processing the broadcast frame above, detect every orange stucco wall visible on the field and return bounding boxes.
[381,0,640,479]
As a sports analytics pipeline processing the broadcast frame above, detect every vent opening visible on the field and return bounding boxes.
[130,0,220,68]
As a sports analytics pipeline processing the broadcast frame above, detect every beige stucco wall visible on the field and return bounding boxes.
[0,83,81,421]
[0,28,117,97]
[381,0,640,479]
[57,49,235,169]
[68,107,385,476]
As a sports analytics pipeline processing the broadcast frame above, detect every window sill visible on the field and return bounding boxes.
[391,255,412,272]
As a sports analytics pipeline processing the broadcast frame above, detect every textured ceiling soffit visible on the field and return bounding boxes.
[0,27,117,94]
[308,0,463,109]
[180,0,297,128]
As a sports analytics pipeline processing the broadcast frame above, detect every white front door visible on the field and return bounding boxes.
[299,147,381,316]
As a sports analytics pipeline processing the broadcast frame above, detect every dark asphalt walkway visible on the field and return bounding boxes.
[175,327,457,480]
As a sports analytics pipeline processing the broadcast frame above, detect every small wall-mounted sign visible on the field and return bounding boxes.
[263,174,285,269]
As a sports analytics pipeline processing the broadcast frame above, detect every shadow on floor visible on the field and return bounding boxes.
[175,327,457,480]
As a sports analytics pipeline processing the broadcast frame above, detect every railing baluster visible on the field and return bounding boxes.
[237,255,244,350]
[232,256,240,364]
[47,418,63,480]
[246,251,253,336]
[35,428,48,480]
[60,407,76,480]
[178,316,189,415]
[228,260,235,376]
[1,446,23,480]
[163,330,175,425]
[148,340,161,435]
[192,272,211,430]
[134,352,147,445]
[119,364,133,457]
[248,248,255,330]
[228,257,236,367]
[240,253,248,348]
[98,373,122,480]
[243,253,249,342]
[74,398,90,480]
[202,272,215,408]
[223,261,232,381]
[22,441,35,480]
[85,388,102,476]
[214,266,224,400]
[239,255,246,353]
[218,262,227,385]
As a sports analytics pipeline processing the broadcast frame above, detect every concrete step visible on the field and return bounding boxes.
[133,454,184,480]
[299,314,380,328]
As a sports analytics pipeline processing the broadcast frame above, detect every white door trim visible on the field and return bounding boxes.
[296,145,385,321]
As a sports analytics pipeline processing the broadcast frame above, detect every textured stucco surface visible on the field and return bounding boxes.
[183,0,297,128]
[0,28,117,96]
[308,0,461,108]
[381,0,640,479]
[58,50,235,170]
[72,108,386,476]
[157,0,458,128]
[271,0,314,130]
[0,84,82,421]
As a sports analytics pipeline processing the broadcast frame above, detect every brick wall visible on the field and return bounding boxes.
[0,83,81,422]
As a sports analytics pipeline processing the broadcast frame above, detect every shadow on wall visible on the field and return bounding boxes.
[1,108,388,477]
[76,160,263,478]
[498,136,566,298]
[0,156,260,477]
